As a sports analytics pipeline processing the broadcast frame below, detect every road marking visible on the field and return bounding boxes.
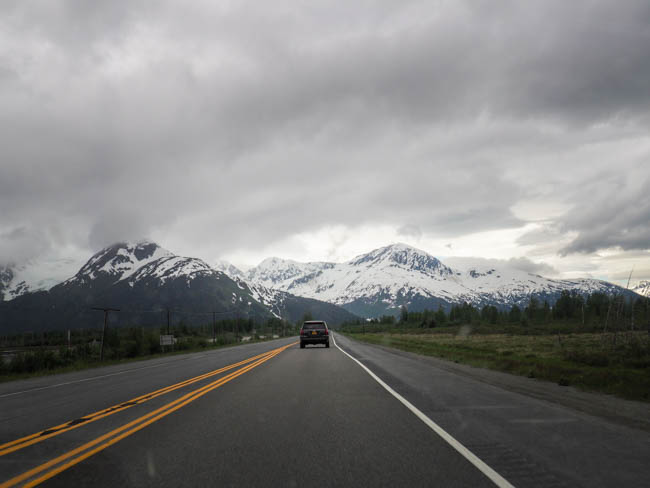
[0,366,164,399]
[0,346,283,456]
[0,353,220,399]
[1,342,296,488]
[332,333,515,488]
[0,346,255,399]
[456,405,518,410]
[509,418,576,424]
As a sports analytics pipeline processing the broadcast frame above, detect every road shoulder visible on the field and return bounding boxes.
[339,333,650,432]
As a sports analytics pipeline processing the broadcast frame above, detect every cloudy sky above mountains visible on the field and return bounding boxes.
[1,0,649,285]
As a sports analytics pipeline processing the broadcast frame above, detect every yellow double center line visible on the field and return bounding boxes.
[0,347,281,457]
[1,342,295,488]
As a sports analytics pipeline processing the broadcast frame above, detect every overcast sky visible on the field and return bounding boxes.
[1,0,649,285]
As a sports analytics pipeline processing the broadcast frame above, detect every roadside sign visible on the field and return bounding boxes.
[160,334,174,346]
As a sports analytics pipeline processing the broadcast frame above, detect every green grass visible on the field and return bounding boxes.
[0,335,295,384]
[343,330,650,402]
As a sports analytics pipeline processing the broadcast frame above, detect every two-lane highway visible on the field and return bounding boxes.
[1,334,649,487]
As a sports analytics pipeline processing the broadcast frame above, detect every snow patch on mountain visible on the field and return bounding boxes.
[128,256,220,285]
[213,260,246,280]
[248,257,334,287]
[631,280,650,297]
[240,280,285,318]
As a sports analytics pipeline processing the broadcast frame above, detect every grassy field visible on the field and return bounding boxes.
[343,329,650,402]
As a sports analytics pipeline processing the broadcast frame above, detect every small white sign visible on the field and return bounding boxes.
[160,334,174,346]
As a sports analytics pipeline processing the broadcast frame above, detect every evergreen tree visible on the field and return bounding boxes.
[508,305,521,323]
[435,306,447,325]
[400,305,409,323]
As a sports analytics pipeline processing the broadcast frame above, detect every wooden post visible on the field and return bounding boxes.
[92,307,120,362]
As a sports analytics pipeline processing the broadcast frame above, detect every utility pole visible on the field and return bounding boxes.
[92,307,120,361]
[167,308,171,335]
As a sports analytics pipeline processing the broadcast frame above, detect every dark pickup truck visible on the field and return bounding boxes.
[300,321,330,348]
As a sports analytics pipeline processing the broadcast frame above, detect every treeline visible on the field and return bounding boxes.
[0,317,295,377]
[342,290,650,331]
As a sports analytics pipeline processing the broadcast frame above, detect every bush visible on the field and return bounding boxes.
[145,334,161,355]
[122,340,141,358]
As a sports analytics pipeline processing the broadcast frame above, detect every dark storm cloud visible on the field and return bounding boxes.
[0,0,649,264]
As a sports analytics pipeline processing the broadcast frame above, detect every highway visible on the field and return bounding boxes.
[1,334,649,487]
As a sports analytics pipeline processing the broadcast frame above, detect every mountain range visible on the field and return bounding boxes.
[1,241,645,333]
[0,241,356,334]
[216,243,643,318]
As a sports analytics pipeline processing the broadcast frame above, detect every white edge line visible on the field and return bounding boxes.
[0,363,166,398]
[332,332,515,488]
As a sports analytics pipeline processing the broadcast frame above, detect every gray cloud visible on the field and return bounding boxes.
[397,225,422,240]
[0,227,51,264]
[0,0,649,268]
[504,257,558,276]
[558,177,650,255]
[445,256,558,277]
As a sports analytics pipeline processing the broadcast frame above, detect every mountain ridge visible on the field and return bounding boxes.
[218,243,642,318]
[0,242,357,333]
[3,242,643,325]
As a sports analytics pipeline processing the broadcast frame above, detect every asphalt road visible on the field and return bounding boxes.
[0,334,648,487]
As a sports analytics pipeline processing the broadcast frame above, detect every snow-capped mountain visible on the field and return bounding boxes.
[225,243,637,318]
[63,240,174,287]
[0,241,272,333]
[631,280,650,297]
[247,257,335,287]
[0,241,357,333]
[213,260,246,280]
